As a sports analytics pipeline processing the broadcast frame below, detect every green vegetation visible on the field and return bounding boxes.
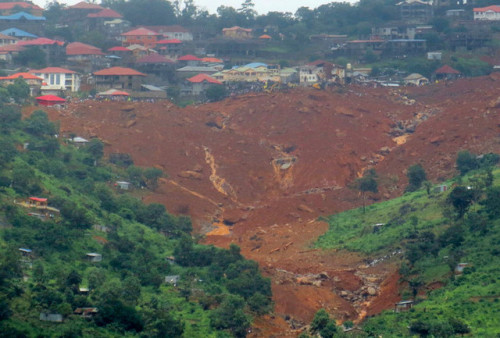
[0,101,271,337]
[316,156,500,336]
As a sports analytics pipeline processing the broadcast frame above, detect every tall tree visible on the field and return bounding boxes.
[355,169,378,213]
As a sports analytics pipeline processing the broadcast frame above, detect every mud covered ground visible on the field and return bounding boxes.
[30,74,500,336]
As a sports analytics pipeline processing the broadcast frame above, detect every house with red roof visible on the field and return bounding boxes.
[0,43,23,62]
[222,26,253,39]
[474,5,500,21]
[140,25,193,41]
[0,72,42,95]
[18,38,65,64]
[0,32,17,46]
[156,38,182,56]
[0,2,43,16]
[121,27,161,49]
[183,73,222,96]
[434,65,460,81]
[177,54,202,66]
[93,66,146,91]
[30,67,81,93]
[135,53,175,78]
[67,42,106,72]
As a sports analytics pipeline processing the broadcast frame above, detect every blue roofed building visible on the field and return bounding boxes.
[0,12,45,34]
[0,27,37,40]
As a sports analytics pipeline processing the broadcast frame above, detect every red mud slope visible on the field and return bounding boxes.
[31,74,500,336]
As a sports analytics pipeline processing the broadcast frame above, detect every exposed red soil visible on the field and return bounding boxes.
[27,74,500,335]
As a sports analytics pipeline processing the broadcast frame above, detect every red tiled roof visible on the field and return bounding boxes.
[178,54,201,61]
[156,39,182,44]
[87,8,122,18]
[0,44,24,52]
[94,66,146,76]
[136,53,174,64]
[222,26,252,32]
[187,73,222,85]
[108,46,131,52]
[17,38,64,46]
[259,34,272,39]
[0,72,42,80]
[66,42,104,55]
[68,2,104,10]
[435,65,460,74]
[0,33,17,40]
[0,2,42,11]
[29,197,47,202]
[473,5,500,12]
[31,67,76,74]
[121,27,161,36]
[202,57,223,63]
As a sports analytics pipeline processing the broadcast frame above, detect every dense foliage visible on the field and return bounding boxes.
[0,102,271,337]
[316,154,500,336]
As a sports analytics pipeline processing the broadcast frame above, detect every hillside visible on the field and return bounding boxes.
[28,75,500,335]
[0,109,272,337]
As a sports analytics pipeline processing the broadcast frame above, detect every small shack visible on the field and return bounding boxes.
[28,197,48,208]
[115,181,131,190]
[40,313,63,322]
[395,300,414,312]
[74,307,98,318]
[165,275,180,285]
[434,184,448,193]
[86,253,102,262]
[71,137,89,148]
[455,262,470,274]
[19,248,32,257]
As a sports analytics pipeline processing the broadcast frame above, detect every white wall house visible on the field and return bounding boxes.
[30,67,80,93]
[474,5,500,20]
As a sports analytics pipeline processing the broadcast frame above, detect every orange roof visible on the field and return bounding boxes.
[222,26,252,32]
[29,197,47,202]
[121,27,161,37]
[178,54,201,61]
[87,8,122,18]
[0,33,17,40]
[68,2,104,10]
[202,57,223,63]
[157,39,182,44]
[0,72,42,80]
[67,42,104,55]
[259,34,272,39]
[17,38,64,46]
[0,44,24,52]
[94,66,146,76]
[136,53,174,64]
[473,5,500,12]
[435,65,460,74]
[0,2,42,11]
[108,46,131,52]
[31,67,76,74]
[187,73,222,85]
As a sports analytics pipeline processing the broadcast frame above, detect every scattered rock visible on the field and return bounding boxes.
[192,164,203,172]
[298,204,314,213]
[178,171,202,180]
[367,287,377,296]
[379,146,391,155]
[125,120,136,128]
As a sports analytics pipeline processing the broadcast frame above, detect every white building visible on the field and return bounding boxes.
[30,67,80,93]
[474,5,500,21]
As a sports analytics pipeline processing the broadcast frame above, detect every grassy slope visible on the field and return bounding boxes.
[316,168,500,336]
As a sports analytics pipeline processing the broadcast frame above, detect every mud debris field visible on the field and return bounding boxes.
[31,75,500,336]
